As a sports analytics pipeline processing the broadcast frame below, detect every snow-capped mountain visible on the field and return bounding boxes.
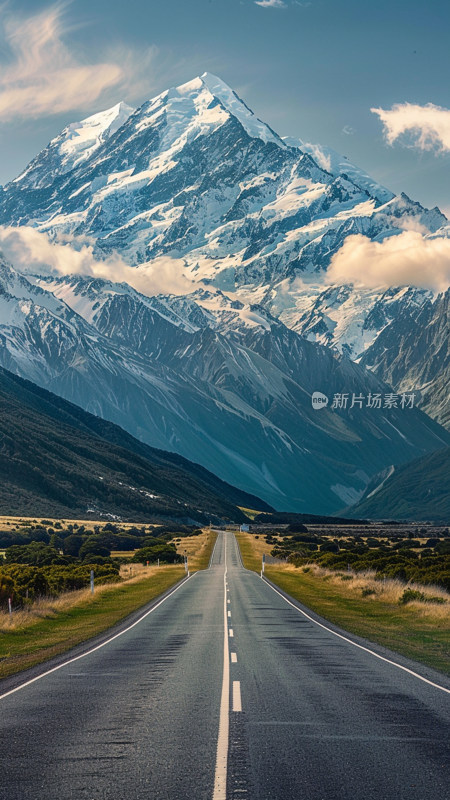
[1,73,446,351]
[0,72,448,512]
[1,73,445,287]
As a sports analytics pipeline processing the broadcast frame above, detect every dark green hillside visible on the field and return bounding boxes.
[0,367,271,521]
[346,448,450,522]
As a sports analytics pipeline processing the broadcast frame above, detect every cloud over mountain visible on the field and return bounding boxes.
[372,102,450,154]
[0,226,196,296]
[327,231,450,292]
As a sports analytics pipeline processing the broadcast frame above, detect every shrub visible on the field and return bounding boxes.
[0,563,120,607]
[320,542,339,553]
[400,589,426,604]
[132,544,182,564]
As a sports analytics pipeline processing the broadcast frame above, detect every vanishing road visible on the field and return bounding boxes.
[1,532,449,799]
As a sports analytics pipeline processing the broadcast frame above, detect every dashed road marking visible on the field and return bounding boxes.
[232,681,242,712]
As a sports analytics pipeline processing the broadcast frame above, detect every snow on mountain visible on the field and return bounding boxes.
[277,283,433,359]
[282,136,393,205]
[14,102,135,190]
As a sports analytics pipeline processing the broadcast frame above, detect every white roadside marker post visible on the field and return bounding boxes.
[90,569,94,594]
[261,553,265,577]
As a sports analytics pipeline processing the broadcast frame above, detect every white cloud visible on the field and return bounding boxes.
[255,0,287,7]
[0,3,157,122]
[301,142,331,172]
[0,226,198,296]
[327,232,450,292]
[371,102,450,154]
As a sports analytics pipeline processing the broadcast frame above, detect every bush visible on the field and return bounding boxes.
[320,542,339,553]
[400,589,426,604]
[132,544,182,564]
[0,563,120,607]
[4,542,67,566]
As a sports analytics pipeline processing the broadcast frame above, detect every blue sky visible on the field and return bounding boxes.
[0,0,449,214]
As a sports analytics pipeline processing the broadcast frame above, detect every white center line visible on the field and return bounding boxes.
[232,681,242,712]
[213,537,229,800]
[228,610,231,617]
[231,652,237,663]
[229,629,234,637]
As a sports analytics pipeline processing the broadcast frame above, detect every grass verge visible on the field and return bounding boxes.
[0,565,184,680]
[174,529,218,571]
[236,533,450,676]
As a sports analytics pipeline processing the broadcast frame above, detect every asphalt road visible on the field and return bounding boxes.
[0,532,449,800]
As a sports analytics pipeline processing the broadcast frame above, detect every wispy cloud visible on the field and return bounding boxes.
[371,102,450,154]
[0,3,157,122]
[327,232,450,292]
[254,0,287,8]
[254,0,311,7]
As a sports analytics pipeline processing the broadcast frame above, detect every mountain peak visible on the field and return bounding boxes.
[157,72,286,148]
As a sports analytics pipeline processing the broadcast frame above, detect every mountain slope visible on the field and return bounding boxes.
[1,260,449,513]
[345,448,450,522]
[0,366,271,521]
[359,289,450,429]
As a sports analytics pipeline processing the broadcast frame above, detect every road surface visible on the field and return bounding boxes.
[0,532,449,799]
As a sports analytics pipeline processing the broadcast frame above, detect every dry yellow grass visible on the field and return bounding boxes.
[293,563,450,620]
[235,531,280,571]
[0,563,161,633]
[237,531,449,619]
[173,529,217,571]
[237,507,261,521]
[0,515,161,529]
